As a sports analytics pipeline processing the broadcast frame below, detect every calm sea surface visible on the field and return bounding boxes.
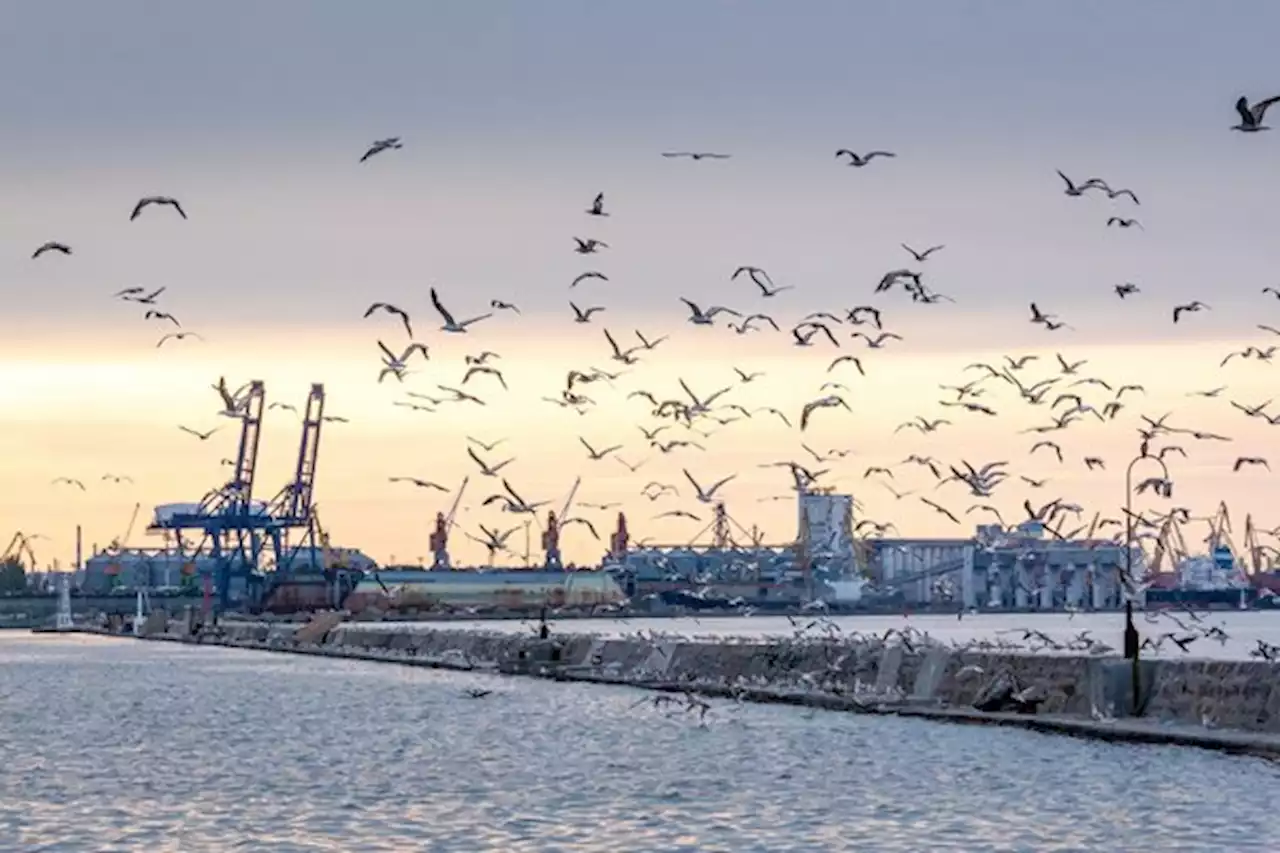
[0,633,1276,852]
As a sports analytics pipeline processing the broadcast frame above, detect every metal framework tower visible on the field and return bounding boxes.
[148,381,327,612]
[711,502,731,550]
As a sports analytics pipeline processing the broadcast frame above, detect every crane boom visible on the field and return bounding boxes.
[558,477,582,527]
[446,477,469,532]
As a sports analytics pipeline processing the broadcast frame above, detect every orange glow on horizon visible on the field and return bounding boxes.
[0,327,1272,568]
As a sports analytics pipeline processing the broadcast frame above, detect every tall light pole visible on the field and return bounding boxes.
[1123,452,1172,715]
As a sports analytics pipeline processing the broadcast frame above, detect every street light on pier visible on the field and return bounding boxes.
[1123,452,1173,715]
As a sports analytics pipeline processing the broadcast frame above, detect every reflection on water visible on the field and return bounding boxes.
[0,633,1276,852]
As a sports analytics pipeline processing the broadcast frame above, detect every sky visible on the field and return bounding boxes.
[2,1,1280,568]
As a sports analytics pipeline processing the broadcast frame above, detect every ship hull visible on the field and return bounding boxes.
[344,569,625,613]
[1145,587,1250,610]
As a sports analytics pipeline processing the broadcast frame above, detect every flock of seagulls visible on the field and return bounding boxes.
[27,92,1280,587]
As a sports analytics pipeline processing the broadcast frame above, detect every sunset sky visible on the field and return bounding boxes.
[3,1,1280,568]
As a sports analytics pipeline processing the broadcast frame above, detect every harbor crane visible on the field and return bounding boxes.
[148,381,327,612]
[429,476,470,569]
[541,476,581,569]
[1244,514,1275,575]
[2,532,39,570]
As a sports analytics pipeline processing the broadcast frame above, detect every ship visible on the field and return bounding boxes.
[1144,545,1278,610]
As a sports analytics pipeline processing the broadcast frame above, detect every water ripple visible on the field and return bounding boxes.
[0,633,1276,852]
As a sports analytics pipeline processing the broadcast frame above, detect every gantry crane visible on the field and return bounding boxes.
[429,476,469,569]
[2,532,38,570]
[149,381,327,612]
[107,503,142,553]
[1244,514,1275,575]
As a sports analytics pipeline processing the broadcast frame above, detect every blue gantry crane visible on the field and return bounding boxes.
[148,381,327,612]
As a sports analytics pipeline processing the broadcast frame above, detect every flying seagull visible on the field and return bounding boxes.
[389,476,449,492]
[680,298,739,326]
[144,310,180,327]
[32,242,71,259]
[586,193,608,216]
[1232,95,1280,132]
[835,149,895,167]
[573,238,608,254]
[364,302,413,338]
[178,425,221,441]
[431,288,492,333]
[360,137,403,161]
[1056,170,1104,197]
[570,302,605,323]
[571,271,608,288]
[1172,301,1209,324]
[130,196,187,221]
[661,151,730,160]
[156,332,203,347]
[732,265,792,297]
[901,244,944,262]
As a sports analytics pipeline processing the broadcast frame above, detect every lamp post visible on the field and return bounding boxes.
[1123,452,1172,715]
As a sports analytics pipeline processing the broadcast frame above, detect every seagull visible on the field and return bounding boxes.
[156,332,203,347]
[800,395,850,430]
[1114,283,1140,298]
[178,425,221,441]
[144,310,180,327]
[32,242,71,259]
[580,438,622,461]
[680,298,739,326]
[901,244,944,262]
[389,476,449,492]
[792,323,839,347]
[1234,457,1270,472]
[1106,217,1141,229]
[360,137,402,161]
[655,509,702,521]
[119,286,166,304]
[490,300,520,313]
[468,447,514,477]
[463,365,507,390]
[130,196,187,221]
[573,238,608,254]
[52,477,86,490]
[732,266,792,297]
[378,341,429,372]
[571,271,608,288]
[852,331,902,349]
[1172,301,1209,324]
[1232,95,1280,132]
[828,355,865,375]
[102,473,134,484]
[683,468,737,503]
[364,302,413,337]
[661,151,730,160]
[1056,170,1105,197]
[586,193,608,216]
[570,302,606,323]
[835,149,895,167]
[431,288,492,333]
[1103,187,1141,205]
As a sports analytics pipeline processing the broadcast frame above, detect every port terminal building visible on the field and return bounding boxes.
[866,521,1133,610]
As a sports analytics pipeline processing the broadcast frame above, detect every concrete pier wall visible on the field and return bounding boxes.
[182,618,1280,738]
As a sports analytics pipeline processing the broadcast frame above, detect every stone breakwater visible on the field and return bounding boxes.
[141,617,1280,756]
